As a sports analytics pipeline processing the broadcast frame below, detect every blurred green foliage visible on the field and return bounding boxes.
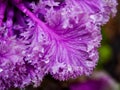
[97,27,112,69]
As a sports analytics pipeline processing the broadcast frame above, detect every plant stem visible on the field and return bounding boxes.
[15,3,61,40]
[16,3,47,30]
[6,6,14,37]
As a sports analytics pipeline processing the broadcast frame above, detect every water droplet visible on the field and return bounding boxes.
[0,68,3,72]
[41,48,44,53]
[67,65,72,71]
[44,59,50,63]
[33,46,39,51]
[39,54,42,58]
[85,61,94,67]
[22,51,26,54]
[27,54,31,57]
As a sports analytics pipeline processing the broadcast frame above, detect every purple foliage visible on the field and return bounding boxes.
[70,71,119,90]
[0,0,117,89]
